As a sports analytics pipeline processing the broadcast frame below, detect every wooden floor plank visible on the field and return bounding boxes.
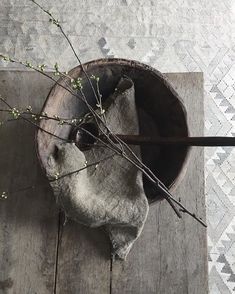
[111,72,208,294]
[0,71,58,294]
[55,222,111,294]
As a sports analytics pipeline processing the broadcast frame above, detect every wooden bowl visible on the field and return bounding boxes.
[36,58,189,204]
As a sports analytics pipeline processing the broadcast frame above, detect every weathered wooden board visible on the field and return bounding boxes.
[111,73,208,294]
[0,71,207,294]
[0,70,111,294]
[55,222,110,294]
[0,71,58,293]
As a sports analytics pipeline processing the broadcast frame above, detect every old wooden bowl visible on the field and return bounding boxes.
[36,58,189,204]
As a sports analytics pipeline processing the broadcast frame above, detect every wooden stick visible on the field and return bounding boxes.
[114,135,235,147]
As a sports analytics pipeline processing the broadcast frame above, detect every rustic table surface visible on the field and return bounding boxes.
[0,71,208,294]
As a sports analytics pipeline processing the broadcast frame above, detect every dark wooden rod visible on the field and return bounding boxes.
[114,135,235,147]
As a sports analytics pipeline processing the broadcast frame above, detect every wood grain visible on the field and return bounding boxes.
[111,72,208,294]
[0,71,58,294]
[55,222,110,294]
[0,71,111,294]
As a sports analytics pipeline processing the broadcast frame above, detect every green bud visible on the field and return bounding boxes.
[54,62,59,72]
[54,172,60,180]
[1,191,8,199]
[26,106,33,112]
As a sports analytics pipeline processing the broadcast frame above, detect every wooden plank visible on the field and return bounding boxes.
[55,222,111,294]
[111,72,208,294]
[0,71,58,294]
[0,70,111,294]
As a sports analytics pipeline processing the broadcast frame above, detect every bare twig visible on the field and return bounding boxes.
[2,153,116,196]
[0,97,69,142]
[49,152,116,182]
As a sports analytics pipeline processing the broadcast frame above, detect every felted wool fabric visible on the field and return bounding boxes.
[46,77,149,260]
